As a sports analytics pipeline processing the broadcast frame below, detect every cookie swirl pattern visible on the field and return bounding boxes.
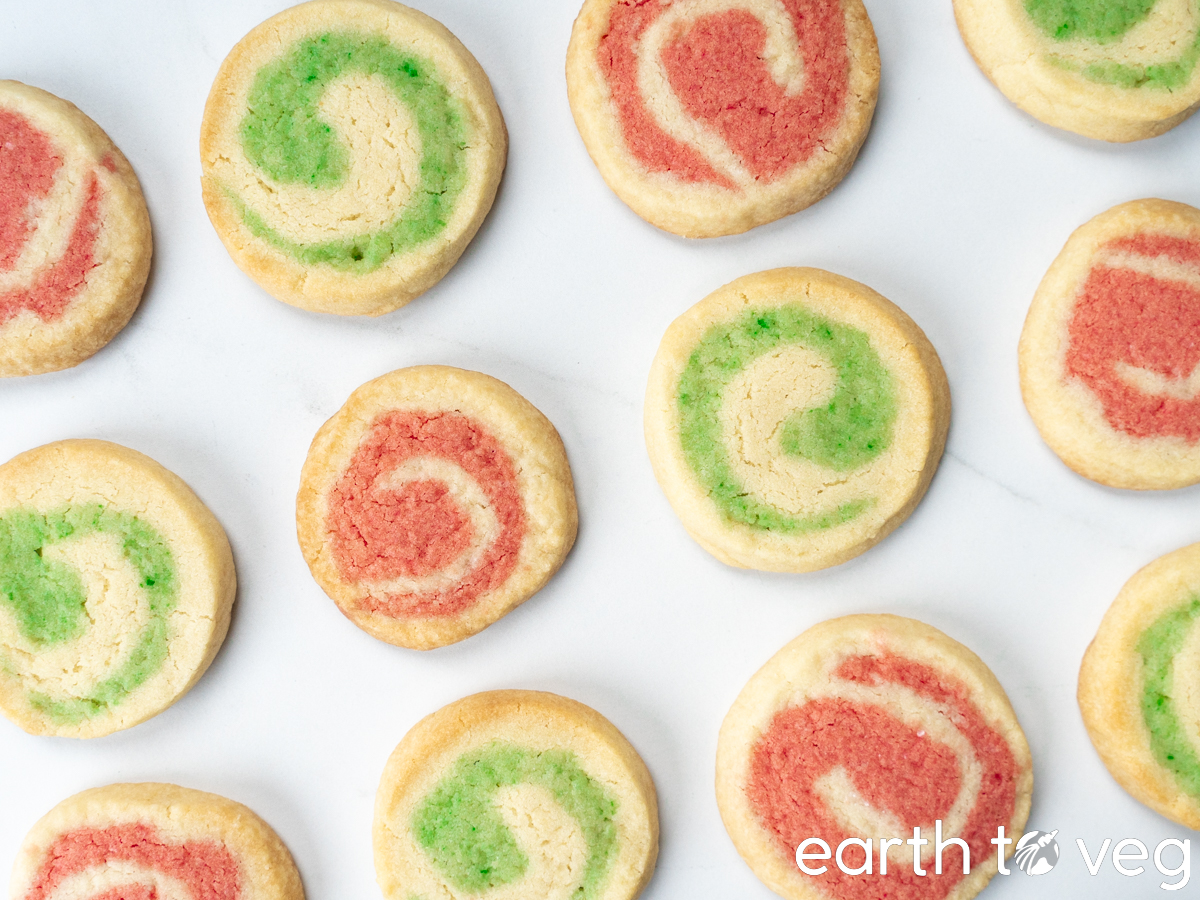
[411,744,618,899]
[954,0,1200,139]
[0,441,235,738]
[1080,542,1200,829]
[11,784,303,900]
[201,0,506,315]
[374,691,658,900]
[298,367,577,649]
[0,505,176,727]
[645,269,949,572]
[718,615,1032,900]
[567,0,879,237]
[1020,199,1200,488]
[326,409,526,619]
[0,81,151,377]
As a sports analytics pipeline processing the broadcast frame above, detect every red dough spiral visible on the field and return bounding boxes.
[327,410,526,619]
[599,0,848,186]
[748,653,1017,900]
[0,109,105,325]
[23,824,240,900]
[1065,235,1200,441]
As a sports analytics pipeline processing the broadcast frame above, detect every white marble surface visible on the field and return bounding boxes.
[2,0,1200,897]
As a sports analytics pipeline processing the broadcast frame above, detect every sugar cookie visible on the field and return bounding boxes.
[1020,199,1200,489]
[200,0,506,315]
[645,268,949,572]
[566,0,879,237]
[1079,541,1200,829]
[954,0,1200,141]
[10,783,303,900]
[717,614,1032,900]
[0,440,235,738]
[297,366,577,649]
[374,690,658,900]
[0,81,151,376]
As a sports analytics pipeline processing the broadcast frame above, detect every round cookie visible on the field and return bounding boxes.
[374,690,658,900]
[566,0,879,238]
[0,81,151,377]
[200,0,507,316]
[717,614,1032,900]
[297,366,577,649]
[954,0,1200,141]
[0,440,235,738]
[644,268,950,573]
[9,783,303,900]
[1079,541,1200,829]
[1020,199,1200,489]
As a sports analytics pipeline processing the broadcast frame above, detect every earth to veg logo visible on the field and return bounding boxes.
[1013,830,1060,875]
[795,823,1191,890]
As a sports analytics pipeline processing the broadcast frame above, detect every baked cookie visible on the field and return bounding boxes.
[0,440,235,738]
[0,81,151,377]
[10,783,303,900]
[200,0,506,316]
[717,614,1032,900]
[374,690,658,900]
[1020,199,1200,489]
[297,366,577,650]
[645,268,949,572]
[1079,541,1200,829]
[954,0,1200,141]
[566,0,879,238]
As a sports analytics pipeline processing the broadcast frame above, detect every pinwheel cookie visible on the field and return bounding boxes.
[566,0,879,238]
[297,366,577,649]
[645,268,949,573]
[374,690,658,900]
[1020,199,1200,489]
[717,614,1032,900]
[0,81,151,377]
[0,440,235,738]
[954,0,1200,141]
[10,783,303,900]
[200,0,506,316]
[1079,542,1200,830]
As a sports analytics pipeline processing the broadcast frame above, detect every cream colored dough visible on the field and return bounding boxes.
[200,0,506,316]
[373,691,659,900]
[0,81,151,377]
[1019,198,1200,489]
[296,366,578,650]
[566,0,879,237]
[716,614,1032,900]
[644,268,950,573]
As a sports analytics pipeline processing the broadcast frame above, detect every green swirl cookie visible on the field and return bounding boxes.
[1080,541,1200,829]
[645,268,950,573]
[374,691,658,900]
[200,0,506,316]
[0,440,235,738]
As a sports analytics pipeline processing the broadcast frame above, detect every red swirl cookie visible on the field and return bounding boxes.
[0,81,151,377]
[566,0,879,238]
[297,366,577,649]
[9,783,303,900]
[717,615,1032,900]
[1020,199,1200,489]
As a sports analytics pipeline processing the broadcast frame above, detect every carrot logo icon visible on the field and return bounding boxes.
[1014,830,1060,875]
